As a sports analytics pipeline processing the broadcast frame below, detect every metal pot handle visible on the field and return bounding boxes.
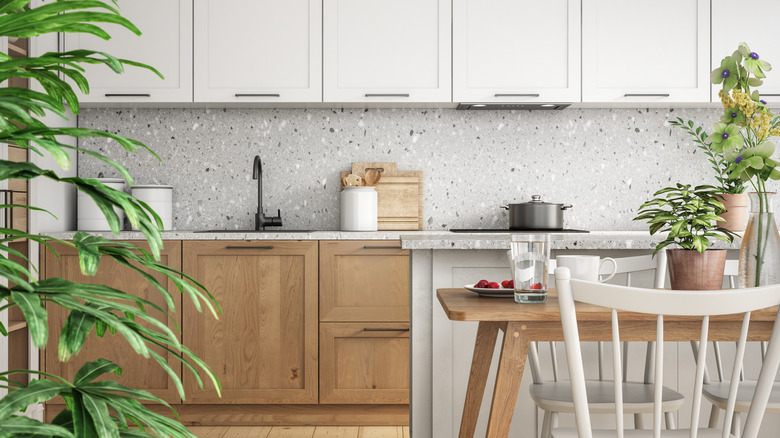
[500,204,509,210]
[561,204,573,210]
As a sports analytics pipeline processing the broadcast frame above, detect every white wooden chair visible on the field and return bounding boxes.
[689,260,780,434]
[529,253,685,438]
[553,266,780,438]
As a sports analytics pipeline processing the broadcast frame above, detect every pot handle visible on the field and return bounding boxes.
[500,204,510,210]
[561,204,573,210]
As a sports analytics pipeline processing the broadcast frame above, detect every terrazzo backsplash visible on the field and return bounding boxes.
[77,107,776,231]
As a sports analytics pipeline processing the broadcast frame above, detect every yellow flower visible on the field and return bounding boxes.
[770,129,780,137]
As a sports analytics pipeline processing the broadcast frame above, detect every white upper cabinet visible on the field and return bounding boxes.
[323,0,451,103]
[582,0,710,103]
[194,0,322,103]
[712,0,780,105]
[63,0,192,103]
[453,0,580,103]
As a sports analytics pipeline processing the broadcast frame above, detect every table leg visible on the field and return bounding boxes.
[486,322,530,438]
[458,321,501,438]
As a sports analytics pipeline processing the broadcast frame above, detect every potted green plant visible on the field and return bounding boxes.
[0,1,220,437]
[634,183,739,290]
[669,117,750,232]
[709,42,780,287]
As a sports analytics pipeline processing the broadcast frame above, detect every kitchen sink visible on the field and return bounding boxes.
[194,229,314,233]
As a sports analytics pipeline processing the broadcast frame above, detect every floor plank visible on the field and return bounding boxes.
[267,426,316,438]
[223,426,273,438]
[312,426,360,438]
[189,426,228,438]
[357,427,404,438]
[402,427,410,438]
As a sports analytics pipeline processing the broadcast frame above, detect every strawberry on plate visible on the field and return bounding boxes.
[486,282,500,289]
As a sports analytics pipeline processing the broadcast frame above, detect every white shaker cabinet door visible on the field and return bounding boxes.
[453,0,580,103]
[323,0,451,103]
[712,0,780,105]
[63,0,192,104]
[194,0,322,103]
[582,0,710,104]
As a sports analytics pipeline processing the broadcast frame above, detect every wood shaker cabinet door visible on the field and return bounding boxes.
[319,323,410,404]
[320,241,409,322]
[43,241,183,404]
[182,241,318,404]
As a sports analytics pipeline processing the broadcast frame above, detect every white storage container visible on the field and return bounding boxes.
[131,185,173,231]
[77,178,126,231]
[340,187,378,231]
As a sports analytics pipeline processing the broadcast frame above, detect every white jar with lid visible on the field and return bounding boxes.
[131,185,173,231]
[340,187,378,231]
[77,178,126,231]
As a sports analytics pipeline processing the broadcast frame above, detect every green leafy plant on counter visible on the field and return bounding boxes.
[0,1,220,437]
[668,117,746,195]
[633,183,739,254]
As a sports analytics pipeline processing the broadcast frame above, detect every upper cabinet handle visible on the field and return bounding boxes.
[623,93,670,97]
[762,94,780,96]
[225,246,274,249]
[105,93,151,97]
[365,93,410,97]
[235,94,280,97]
[363,245,403,249]
[495,93,540,97]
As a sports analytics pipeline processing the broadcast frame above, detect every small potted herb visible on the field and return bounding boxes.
[669,117,749,232]
[634,183,739,290]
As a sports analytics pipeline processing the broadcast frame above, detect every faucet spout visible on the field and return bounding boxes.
[252,155,282,230]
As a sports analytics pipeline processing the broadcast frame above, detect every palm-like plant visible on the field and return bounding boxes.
[0,1,220,437]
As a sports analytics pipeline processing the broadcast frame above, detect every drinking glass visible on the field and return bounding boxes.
[510,234,551,303]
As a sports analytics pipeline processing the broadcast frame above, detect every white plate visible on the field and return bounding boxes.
[464,283,514,298]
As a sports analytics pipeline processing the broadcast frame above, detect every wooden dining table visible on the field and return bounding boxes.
[436,288,780,438]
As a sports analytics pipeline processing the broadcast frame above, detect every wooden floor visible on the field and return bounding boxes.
[189,426,410,438]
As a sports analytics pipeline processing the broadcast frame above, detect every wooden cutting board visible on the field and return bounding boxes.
[341,167,423,231]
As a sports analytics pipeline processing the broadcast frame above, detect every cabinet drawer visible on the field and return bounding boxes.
[320,241,409,322]
[319,323,410,404]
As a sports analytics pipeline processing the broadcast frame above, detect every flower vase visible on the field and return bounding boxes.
[738,192,780,288]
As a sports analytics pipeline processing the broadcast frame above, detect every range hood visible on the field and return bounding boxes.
[456,102,570,110]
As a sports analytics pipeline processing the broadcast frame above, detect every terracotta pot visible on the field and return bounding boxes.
[667,249,727,290]
[716,193,750,232]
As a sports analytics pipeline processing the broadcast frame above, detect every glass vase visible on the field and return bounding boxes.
[738,192,780,288]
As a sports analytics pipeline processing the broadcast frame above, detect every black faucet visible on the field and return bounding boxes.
[252,155,282,230]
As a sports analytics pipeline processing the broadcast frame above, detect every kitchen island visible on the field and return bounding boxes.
[403,231,741,438]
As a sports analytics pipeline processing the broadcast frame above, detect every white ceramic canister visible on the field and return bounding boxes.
[130,185,173,231]
[77,178,126,231]
[340,187,378,231]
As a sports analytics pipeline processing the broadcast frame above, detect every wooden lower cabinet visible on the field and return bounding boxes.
[182,241,318,404]
[43,241,183,404]
[319,323,410,404]
[320,241,409,322]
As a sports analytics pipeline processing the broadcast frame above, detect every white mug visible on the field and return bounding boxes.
[556,255,617,282]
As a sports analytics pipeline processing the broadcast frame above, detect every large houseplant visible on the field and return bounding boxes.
[668,117,750,232]
[634,183,739,289]
[0,1,220,437]
[710,42,780,287]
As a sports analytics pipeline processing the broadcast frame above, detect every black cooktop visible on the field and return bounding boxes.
[449,229,590,233]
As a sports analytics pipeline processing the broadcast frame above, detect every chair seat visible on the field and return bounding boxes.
[530,380,685,414]
[552,428,733,438]
[702,381,780,413]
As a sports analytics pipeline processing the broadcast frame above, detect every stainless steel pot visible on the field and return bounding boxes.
[501,195,573,230]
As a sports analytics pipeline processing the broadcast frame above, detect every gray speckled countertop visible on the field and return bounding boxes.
[46,230,741,251]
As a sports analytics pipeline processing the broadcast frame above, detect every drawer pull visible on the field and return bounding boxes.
[105,93,151,97]
[363,328,410,332]
[225,246,274,249]
[235,93,280,97]
[762,94,780,96]
[495,93,540,97]
[365,93,410,97]
[623,93,670,97]
[363,245,403,249]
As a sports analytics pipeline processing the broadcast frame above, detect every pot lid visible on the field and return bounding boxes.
[524,195,559,206]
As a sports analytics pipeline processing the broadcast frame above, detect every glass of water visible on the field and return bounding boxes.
[510,234,551,303]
